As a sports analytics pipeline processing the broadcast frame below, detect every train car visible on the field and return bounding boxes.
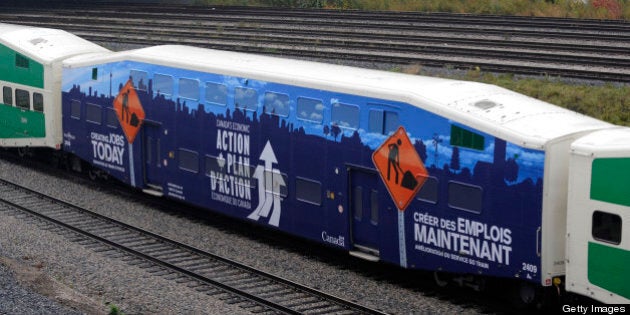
[566,129,630,304]
[59,43,622,304]
[0,23,109,149]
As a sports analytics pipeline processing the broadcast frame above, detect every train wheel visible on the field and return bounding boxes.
[50,154,60,169]
[433,271,449,288]
[88,168,98,181]
[510,281,538,309]
[17,147,28,158]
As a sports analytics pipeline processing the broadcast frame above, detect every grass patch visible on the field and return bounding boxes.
[107,302,125,315]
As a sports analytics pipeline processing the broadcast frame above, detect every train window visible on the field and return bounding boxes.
[368,110,399,134]
[205,82,227,106]
[178,149,199,173]
[33,93,43,112]
[15,54,29,69]
[451,125,485,151]
[296,177,322,206]
[297,97,324,124]
[332,102,359,130]
[280,173,289,197]
[592,211,622,245]
[146,136,153,164]
[371,189,379,225]
[353,186,363,220]
[205,155,223,177]
[384,111,399,134]
[179,78,199,101]
[265,170,288,197]
[86,103,102,125]
[154,74,173,98]
[3,87,12,105]
[130,70,148,91]
[368,111,380,133]
[92,68,98,81]
[71,100,81,119]
[417,176,439,204]
[15,89,30,110]
[448,181,482,213]
[263,92,289,117]
[106,108,119,128]
[235,87,258,111]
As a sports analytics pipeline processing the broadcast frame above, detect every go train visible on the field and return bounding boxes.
[1,22,628,306]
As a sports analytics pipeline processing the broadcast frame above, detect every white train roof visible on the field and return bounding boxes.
[0,23,109,64]
[571,128,630,157]
[64,44,613,149]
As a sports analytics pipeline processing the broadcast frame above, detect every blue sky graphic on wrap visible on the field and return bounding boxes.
[63,60,545,184]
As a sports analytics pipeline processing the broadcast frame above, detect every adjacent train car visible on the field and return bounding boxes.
[0,23,108,148]
[566,129,630,304]
[1,22,628,305]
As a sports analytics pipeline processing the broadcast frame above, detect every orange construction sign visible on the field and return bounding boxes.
[372,126,429,211]
[113,80,145,144]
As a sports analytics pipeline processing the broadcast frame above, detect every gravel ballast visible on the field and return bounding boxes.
[0,258,86,315]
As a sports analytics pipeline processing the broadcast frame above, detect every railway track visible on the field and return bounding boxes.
[1,4,629,82]
[0,177,386,315]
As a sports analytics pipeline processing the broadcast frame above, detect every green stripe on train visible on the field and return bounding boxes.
[0,44,44,89]
[0,103,45,138]
[588,242,630,299]
[591,158,630,207]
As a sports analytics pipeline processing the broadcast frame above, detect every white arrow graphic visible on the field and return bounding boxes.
[268,170,286,227]
[247,141,284,227]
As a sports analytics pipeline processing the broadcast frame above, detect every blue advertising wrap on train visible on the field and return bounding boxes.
[61,59,545,283]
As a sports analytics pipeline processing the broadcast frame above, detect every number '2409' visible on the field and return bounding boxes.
[522,262,538,273]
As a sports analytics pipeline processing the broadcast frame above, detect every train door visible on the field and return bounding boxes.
[142,121,163,195]
[348,166,380,260]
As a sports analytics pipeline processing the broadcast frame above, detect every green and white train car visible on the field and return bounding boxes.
[0,23,108,148]
[567,128,630,304]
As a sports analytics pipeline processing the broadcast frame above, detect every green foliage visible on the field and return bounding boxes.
[351,0,628,19]
[108,303,125,315]
[193,0,630,20]
[194,0,332,7]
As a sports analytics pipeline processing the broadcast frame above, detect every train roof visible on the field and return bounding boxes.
[0,23,109,64]
[571,128,630,157]
[64,44,612,149]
